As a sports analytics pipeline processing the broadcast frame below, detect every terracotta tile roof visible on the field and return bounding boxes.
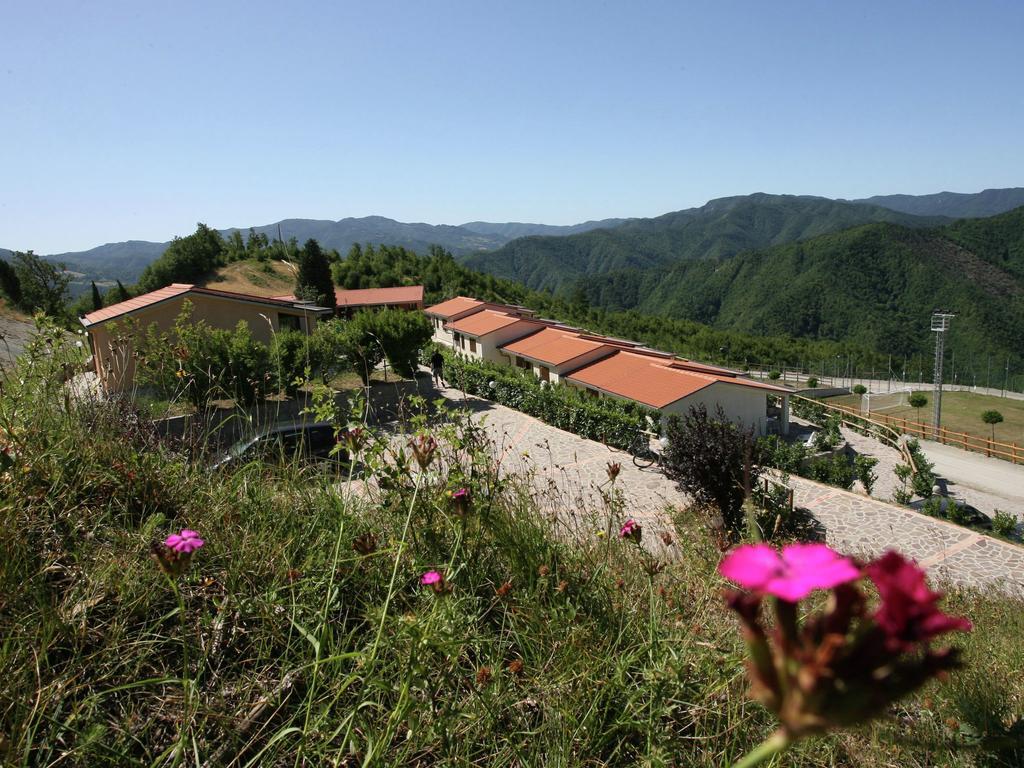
[81,284,195,326]
[335,285,423,307]
[501,327,613,366]
[424,296,485,318]
[447,310,538,337]
[567,351,716,407]
[81,283,331,327]
[567,350,788,407]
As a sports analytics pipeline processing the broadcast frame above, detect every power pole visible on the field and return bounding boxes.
[931,312,955,433]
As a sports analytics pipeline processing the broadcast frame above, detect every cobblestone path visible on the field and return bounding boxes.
[431,381,1024,597]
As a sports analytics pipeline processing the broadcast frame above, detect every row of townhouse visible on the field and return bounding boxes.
[424,296,791,436]
[82,283,424,392]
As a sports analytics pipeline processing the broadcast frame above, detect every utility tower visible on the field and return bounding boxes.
[931,312,955,433]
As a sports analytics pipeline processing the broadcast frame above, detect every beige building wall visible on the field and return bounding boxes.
[89,294,322,392]
[659,382,771,435]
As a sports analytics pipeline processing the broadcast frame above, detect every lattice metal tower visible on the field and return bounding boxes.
[931,312,955,432]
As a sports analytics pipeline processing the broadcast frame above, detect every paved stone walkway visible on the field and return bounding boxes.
[429,380,1024,598]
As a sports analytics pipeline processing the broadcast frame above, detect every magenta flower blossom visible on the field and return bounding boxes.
[165,529,204,554]
[719,543,860,602]
[451,487,470,500]
[867,550,972,651]
[619,518,641,541]
[421,570,443,586]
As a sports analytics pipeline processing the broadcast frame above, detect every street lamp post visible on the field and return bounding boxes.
[931,312,955,434]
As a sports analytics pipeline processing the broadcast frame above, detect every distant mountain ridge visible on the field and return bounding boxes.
[851,187,1024,219]
[2,216,625,286]
[3,187,1022,289]
[459,193,950,292]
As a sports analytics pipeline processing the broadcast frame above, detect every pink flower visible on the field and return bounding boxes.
[451,487,470,500]
[165,529,204,554]
[420,570,443,586]
[719,543,860,602]
[619,518,642,542]
[866,550,972,651]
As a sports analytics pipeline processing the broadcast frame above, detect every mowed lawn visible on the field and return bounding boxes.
[825,390,1024,445]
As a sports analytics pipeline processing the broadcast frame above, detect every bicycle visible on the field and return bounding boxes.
[630,429,663,469]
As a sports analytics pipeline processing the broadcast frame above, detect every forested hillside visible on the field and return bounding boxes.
[461,194,945,292]
[576,207,1024,369]
[854,187,1024,219]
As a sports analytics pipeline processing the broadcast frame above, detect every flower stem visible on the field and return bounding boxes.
[732,730,791,768]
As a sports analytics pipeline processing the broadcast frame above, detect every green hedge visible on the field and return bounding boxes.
[438,347,657,450]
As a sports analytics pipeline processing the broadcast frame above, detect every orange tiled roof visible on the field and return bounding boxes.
[82,284,330,327]
[424,296,485,318]
[501,327,612,366]
[567,350,788,408]
[447,309,536,337]
[274,286,425,308]
[335,285,423,307]
[81,284,195,326]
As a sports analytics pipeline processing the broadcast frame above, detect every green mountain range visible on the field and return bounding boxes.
[572,207,1024,368]
[460,194,949,292]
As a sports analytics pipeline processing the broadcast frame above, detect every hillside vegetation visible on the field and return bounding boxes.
[586,210,1024,368]
[462,194,945,292]
[2,323,1023,766]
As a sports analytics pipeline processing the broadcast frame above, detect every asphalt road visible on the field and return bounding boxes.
[920,439,1024,518]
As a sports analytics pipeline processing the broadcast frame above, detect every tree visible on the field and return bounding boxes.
[90,281,103,312]
[661,404,758,540]
[335,313,385,385]
[908,393,928,422]
[371,308,433,378]
[138,223,225,291]
[982,410,1004,442]
[107,280,131,305]
[294,239,336,310]
[852,384,867,395]
[0,259,22,306]
[12,250,70,315]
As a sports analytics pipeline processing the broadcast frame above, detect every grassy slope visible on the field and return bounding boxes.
[199,258,297,297]
[2,327,1023,766]
[827,389,1024,445]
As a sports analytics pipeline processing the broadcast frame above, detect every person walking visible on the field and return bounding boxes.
[430,349,445,387]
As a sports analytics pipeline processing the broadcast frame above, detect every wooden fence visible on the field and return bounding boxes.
[810,399,1022,465]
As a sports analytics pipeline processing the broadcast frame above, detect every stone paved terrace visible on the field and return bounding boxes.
[425,378,1024,598]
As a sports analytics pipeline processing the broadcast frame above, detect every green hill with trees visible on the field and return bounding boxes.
[461,194,947,292]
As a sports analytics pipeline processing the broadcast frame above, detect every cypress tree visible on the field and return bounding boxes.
[295,239,336,310]
[90,281,103,311]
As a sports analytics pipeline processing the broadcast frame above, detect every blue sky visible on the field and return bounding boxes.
[2,0,1022,252]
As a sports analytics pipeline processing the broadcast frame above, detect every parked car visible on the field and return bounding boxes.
[213,421,348,471]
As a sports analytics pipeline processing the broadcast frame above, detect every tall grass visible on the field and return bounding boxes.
[1,320,1022,766]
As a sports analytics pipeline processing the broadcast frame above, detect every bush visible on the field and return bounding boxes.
[662,404,757,540]
[756,435,809,474]
[270,328,312,394]
[808,453,855,490]
[768,370,781,380]
[854,454,879,495]
[441,348,654,450]
[805,376,818,388]
[992,510,1018,538]
[852,384,867,395]
[372,308,433,378]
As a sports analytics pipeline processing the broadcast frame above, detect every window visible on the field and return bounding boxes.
[469,338,477,353]
[279,314,301,332]
[516,356,531,369]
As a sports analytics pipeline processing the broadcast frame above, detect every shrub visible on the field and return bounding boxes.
[808,453,855,490]
[852,384,867,395]
[756,435,808,474]
[854,454,879,495]
[992,510,1018,538]
[270,328,312,394]
[662,404,757,539]
[768,370,781,380]
[440,348,654,450]
[372,308,433,378]
[805,376,818,388]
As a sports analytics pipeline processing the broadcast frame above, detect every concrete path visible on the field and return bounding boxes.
[920,440,1024,521]
[429,380,1024,598]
